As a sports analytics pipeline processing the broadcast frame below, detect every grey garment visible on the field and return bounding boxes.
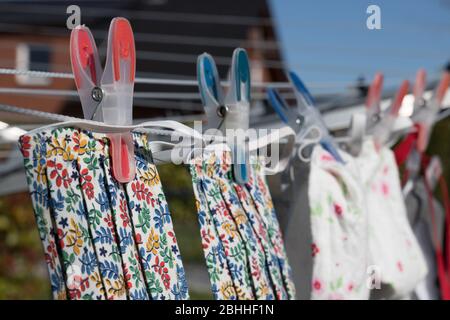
[268,158,313,300]
[267,172,291,233]
[405,179,445,300]
[406,180,445,253]
[411,218,440,299]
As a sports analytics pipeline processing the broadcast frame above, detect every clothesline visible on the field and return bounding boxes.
[0,86,299,100]
[0,68,292,88]
[0,66,355,90]
[0,103,193,138]
[1,100,448,144]
[0,102,276,144]
[0,67,334,101]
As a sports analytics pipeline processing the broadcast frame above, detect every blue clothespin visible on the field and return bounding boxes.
[197,52,224,131]
[267,71,344,164]
[197,48,251,184]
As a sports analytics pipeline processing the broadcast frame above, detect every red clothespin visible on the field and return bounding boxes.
[70,17,136,183]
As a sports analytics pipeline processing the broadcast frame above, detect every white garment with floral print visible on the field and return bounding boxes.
[355,139,427,298]
[308,145,370,300]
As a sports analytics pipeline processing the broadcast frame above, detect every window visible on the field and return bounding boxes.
[15,43,52,86]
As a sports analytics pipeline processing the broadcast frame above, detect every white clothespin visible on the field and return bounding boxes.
[197,48,251,184]
[70,17,136,183]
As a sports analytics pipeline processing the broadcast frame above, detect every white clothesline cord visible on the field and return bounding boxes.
[0,103,78,122]
[0,88,78,97]
[0,103,189,138]
[0,87,197,99]
[0,68,293,89]
[0,86,299,100]
[0,103,233,143]
[1,101,448,150]
[0,68,74,79]
[0,67,350,89]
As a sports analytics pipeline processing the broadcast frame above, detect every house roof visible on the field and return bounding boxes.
[0,0,289,123]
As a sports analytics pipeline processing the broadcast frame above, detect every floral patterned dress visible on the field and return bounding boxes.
[19,127,189,300]
[308,145,370,300]
[189,149,296,299]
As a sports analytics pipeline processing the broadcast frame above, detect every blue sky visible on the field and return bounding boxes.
[270,0,450,94]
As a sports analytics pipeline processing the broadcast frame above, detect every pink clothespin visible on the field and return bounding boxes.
[372,79,409,150]
[365,72,384,119]
[70,17,136,183]
[414,71,450,152]
[413,69,427,109]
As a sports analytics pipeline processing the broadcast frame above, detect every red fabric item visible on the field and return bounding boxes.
[393,131,418,186]
[439,177,450,282]
[394,130,419,167]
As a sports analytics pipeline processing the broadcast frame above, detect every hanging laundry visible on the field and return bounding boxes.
[308,145,370,300]
[355,139,427,299]
[19,127,189,300]
[406,180,443,299]
[245,155,296,299]
[395,130,450,300]
[392,69,450,299]
[189,148,295,300]
[271,159,313,299]
[421,167,450,300]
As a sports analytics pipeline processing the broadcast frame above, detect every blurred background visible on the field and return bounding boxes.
[0,0,449,299]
